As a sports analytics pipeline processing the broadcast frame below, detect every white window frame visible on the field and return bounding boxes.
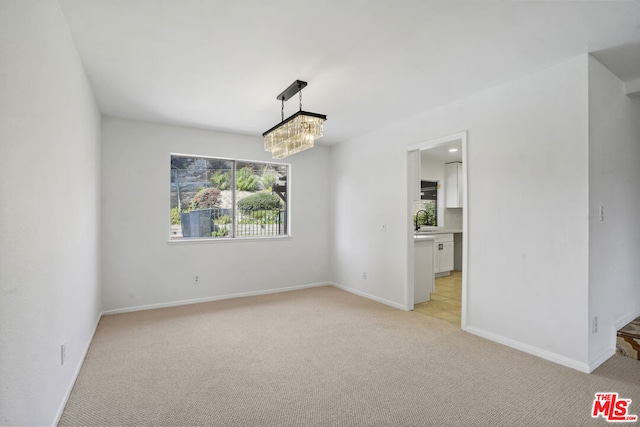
[169,153,290,243]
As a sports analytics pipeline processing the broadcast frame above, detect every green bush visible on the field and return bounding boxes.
[425,201,436,225]
[237,193,282,212]
[261,172,277,190]
[254,210,281,225]
[214,215,231,225]
[170,207,181,225]
[212,228,229,237]
[210,171,230,190]
[236,167,260,191]
[189,187,221,210]
[414,201,437,227]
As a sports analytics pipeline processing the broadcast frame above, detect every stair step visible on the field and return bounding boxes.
[616,317,640,360]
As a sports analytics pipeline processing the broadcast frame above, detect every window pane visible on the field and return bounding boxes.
[235,161,288,237]
[170,156,233,240]
[413,199,437,228]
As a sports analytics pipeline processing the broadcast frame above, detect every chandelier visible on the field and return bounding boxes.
[263,80,327,159]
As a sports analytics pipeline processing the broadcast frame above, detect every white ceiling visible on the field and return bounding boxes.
[58,0,640,145]
[591,41,640,82]
[421,139,462,165]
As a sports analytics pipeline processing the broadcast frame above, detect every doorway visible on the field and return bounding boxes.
[406,131,468,329]
[414,271,463,324]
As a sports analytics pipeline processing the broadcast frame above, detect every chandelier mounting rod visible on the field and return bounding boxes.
[276,80,307,102]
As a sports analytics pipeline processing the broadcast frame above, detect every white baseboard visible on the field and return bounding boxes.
[465,326,591,373]
[613,307,640,331]
[102,282,329,315]
[588,347,616,373]
[53,282,331,424]
[585,307,640,373]
[586,308,640,374]
[53,313,102,426]
[329,282,407,311]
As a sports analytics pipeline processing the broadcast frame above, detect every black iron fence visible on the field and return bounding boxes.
[179,208,286,238]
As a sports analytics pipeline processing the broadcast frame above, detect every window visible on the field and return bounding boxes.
[415,180,438,227]
[170,155,288,240]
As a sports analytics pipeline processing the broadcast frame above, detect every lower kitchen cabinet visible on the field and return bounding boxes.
[414,239,434,304]
[434,234,454,274]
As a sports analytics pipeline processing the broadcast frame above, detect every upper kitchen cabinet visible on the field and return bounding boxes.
[445,162,463,208]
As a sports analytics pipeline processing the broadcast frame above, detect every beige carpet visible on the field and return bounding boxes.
[60,286,640,426]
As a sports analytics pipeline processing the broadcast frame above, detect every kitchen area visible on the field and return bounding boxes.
[413,139,464,324]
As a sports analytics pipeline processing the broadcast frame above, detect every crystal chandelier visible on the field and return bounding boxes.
[263,80,327,159]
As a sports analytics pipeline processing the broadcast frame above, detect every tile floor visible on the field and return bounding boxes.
[413,271,462,325]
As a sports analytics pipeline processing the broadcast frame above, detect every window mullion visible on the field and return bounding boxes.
[231,160,236,238]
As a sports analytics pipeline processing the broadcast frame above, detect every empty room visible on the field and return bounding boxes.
[1,1,640,426]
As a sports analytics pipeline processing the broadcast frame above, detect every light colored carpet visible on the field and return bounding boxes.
[60,286,640,426]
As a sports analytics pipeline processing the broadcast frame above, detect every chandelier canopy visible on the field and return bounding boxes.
[262,80,327,159]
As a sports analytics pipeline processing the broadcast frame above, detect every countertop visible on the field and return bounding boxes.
[413,234,437,241]
[414,229,462,241]
[415,228,462,235]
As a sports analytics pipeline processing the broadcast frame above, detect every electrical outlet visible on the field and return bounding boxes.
[362,271,367,280]
[193,275,200,284]
[60,343,66,365]
[592,316,598,334]
[599,206,604,222]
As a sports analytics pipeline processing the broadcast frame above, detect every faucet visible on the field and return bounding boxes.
[415,210,428,231]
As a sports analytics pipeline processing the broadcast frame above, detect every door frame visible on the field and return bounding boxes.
[405,131,469,330]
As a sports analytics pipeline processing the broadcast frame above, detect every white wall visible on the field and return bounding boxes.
[588,56,640,366]
[330,137,410,308]
[101,117,330,311]
[331,56,592,369]
[0,1,101,425]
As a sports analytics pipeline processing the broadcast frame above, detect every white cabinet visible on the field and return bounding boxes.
[445,162,463,208]
[433,234,454,274]
[414,239,434,304]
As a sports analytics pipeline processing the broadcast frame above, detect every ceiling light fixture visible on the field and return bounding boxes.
[448,148,459,152]
[263,80,327,159]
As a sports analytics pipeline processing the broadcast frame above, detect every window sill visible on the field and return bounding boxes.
[167,235,292,245]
